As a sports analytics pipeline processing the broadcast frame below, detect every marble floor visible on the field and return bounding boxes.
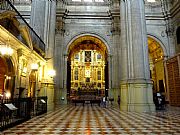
[1,105,180,135]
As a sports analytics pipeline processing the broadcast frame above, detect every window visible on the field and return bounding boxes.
[147,0,156,2]
[95,0,103,2]
[84,0,93,2]
[72,0,104,2]
[72,0,81,1]
[14,0,31,4]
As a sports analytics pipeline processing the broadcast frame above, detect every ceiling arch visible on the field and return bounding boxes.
[148,37,164,62]
[68,35,108,60]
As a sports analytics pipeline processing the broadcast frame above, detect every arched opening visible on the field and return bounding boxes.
[67,35,108,100]
[148,37,167,101]
[0,56,15,99]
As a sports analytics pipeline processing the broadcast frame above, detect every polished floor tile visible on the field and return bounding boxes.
[1,105,180,135]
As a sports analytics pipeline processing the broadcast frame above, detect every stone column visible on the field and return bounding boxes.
[30,0,47,40]
[54,32,67,105]
[31,0,56,110]
[120,0,155,112]
[61,54,68,104]
[46,0,56,58]
[107,54,112,90]
[111,16,121,99]
[54,1,67,104]
[30,0,56,57]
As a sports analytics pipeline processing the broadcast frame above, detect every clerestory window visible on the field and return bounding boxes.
[95,0,104,2]
[72,0,81,1]
[84,0,93,2]
[72,0,104,2]
[147,0,156,2]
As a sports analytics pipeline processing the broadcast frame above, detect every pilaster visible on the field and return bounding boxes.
[161,0,175,56]
[30,0,47,40]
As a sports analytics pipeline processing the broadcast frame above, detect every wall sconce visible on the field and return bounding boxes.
[5,92,11,99]
[31,63,38,71]
[48,69,56,78]
[5,75,11,80]
[22,67,27,73]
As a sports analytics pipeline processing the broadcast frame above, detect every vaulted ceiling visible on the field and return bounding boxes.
[148,37,164,62]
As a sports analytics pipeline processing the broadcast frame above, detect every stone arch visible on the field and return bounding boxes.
[65,33,111,55]
[147,34,168,58]
[65,33,111,99]
[147,35,168,104]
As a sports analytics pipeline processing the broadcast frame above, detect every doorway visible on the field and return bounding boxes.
[148,37,167,99]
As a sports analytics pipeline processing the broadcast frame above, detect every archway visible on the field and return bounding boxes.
[0,56,15,99]
[148,37,167,100]
[67,35,109,99]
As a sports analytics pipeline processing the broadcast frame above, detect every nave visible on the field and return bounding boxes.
[1,105,180,135]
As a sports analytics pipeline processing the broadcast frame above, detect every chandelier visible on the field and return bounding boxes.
[0,42,13,56]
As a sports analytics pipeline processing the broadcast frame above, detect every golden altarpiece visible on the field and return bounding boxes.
[70,48,106,96]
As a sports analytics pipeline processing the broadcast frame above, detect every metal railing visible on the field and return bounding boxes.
[36,96,47,116]
[0,0,45,56]
[0,96,47,131]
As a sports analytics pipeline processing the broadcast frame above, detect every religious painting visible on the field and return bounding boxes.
[86,77,90,82]
[85,51,91,62]
[85,69,91,77]
[97,83,101,88]
[74,83,78,87]
[97,54,102,60]
[74,53,79,60]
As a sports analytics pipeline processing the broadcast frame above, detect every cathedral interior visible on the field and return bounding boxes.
[0,0,180,134]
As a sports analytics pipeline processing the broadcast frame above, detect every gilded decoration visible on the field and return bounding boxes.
[68,36,107,96]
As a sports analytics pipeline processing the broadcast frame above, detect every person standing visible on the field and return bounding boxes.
[106,96,109,108]
[117,95,121,108]
[102,96,106,108]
